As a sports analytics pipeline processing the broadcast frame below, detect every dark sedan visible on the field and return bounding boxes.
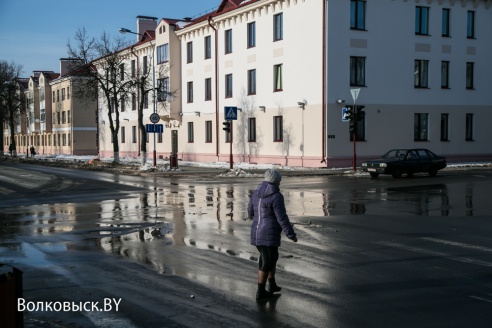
[362,149,447,178]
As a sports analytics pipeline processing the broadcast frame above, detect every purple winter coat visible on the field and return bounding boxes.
[249,181,297,247]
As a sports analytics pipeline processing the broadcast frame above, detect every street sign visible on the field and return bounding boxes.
[149,113,160,123]
[350,88,361,102]
[342,107,349,122]
[224,106,238,120]
[146,124,164,133]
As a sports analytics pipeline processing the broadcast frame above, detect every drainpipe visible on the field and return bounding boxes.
[130,45,140,156]
[321,0,327,165]
[208,15,219,159]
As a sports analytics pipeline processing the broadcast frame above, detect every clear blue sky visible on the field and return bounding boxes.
[0,0,221,77]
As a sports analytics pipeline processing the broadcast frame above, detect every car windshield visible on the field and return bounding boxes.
[383,149,408,159]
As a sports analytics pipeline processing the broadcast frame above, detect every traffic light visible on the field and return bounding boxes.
[222,121,231,133]
[349,118,357,133]
[356,105,366,121]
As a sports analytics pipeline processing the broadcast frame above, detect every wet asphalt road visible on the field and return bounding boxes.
[1,162,492,327]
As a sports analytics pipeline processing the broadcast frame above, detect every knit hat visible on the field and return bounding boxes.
[264,169,282,184]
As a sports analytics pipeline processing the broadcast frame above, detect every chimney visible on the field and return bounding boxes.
[136,15,158,40]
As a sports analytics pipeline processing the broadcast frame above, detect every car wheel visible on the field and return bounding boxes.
[370,172,379,178]
[392,168,403,178]
[429,167,438,177]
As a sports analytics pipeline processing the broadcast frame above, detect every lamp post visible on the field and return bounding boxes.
[119,27,157,167]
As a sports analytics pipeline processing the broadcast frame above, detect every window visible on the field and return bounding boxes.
[248,69,256,95]
[121,126,126,143]
[248,118,256,142]
[57,90,60,102]
[68,110,71,124]
[441,113,449,141]
[62,88,65,101]
[157,78,170,102]
[350,57,365,86]
[187,81,193,103]
[205,121,212,143]
[132,93,136,111]
[187,42,193,63]
[52,91,55,103]
[442,8,450,37]
[132,126,137,143]
[414,113,428,141]
[120,97,125,112]
[205,78,212,101]
[467,11,475,38]
[274,64,283,92]
[247,22,256,48]
[273,116,283,142]
[414,60,429,88]
[187,122,194,143]
[157,44,169,64]
[131,60,136,78]
[204,36,212,59]
[62,111,66,124]
[465,114,474,141]
[466,62,474,89]
[143,56,148,73]
[63,134,66,146]
[119,63,125,80]
[441,61,450,89]
[415,6,430,35]
[225,29,232,54]
[143,93,148,109]
[67,87,70,99]
[350,0,366,30]
[274,13,283,41]
[158,132,163,143]
[225,74,233,98]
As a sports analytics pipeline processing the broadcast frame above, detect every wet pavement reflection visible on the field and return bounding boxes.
[2,171,492,326]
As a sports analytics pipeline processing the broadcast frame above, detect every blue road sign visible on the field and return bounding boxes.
[224,106,238,120]
[146,124,164,133]
[342,107,349,122]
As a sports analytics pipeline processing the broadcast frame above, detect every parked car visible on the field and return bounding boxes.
[361,149,447,178]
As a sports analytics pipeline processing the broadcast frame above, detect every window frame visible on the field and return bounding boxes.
[350,0,366,30]
[440,113,449,141]
[415,6,430,35]
[225,29,233,54]
[273,64,283,92]
[273,116,283,142]
[248,117,256,142]
[204,36,212,59]
[466,62,474,89]
[187,81,194,103]
[414,59,429,88]
[248,69,256,95]
[225,74,233,98]
[157,44,169,64]
[442,8,450,37]
[187,122,194,143]
[273,13,283,41]
[247,22,256,48]
[467,11,475,39]
[205,78,212,101]
[465,113,474,141]
[186,41,193,64]
[441,61,450,89]
[205,120,213,143]
[414,113,429,141]
[350,56,366,87]
[157,77,170,102]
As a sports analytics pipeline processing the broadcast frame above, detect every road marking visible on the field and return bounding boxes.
[421,237,492,253]
[469,296,492,304]
[376,241,492,268]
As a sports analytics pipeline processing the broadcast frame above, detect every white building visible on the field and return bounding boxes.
[98,0,492,168]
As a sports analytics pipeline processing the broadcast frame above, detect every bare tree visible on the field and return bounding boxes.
[67,28,133,163]
[0,60,24,156]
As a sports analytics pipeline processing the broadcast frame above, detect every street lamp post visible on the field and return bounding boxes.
[119,27,157,167]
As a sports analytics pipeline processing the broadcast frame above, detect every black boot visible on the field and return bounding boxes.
[256,283,275,300]
[267,278,282,293]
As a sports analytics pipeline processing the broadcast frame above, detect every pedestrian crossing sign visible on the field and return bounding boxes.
[224,106,238,120]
